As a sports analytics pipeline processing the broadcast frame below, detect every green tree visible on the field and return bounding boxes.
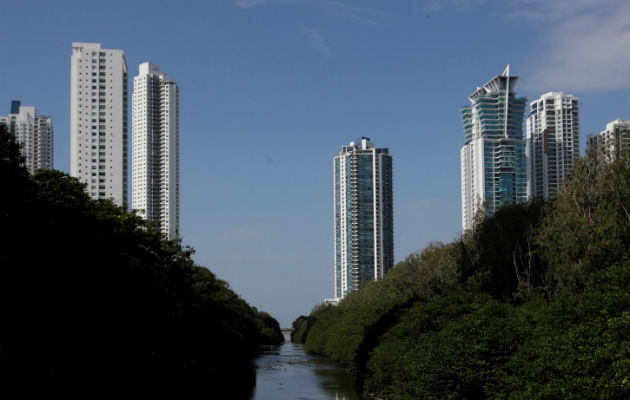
[537,152,630,295]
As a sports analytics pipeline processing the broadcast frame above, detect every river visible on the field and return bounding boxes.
[251,333,366,400]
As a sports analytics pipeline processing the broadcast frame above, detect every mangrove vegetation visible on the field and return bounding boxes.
[0,124,283,398]
[293,147,630,399]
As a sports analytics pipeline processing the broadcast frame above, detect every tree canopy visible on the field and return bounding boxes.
[293,146,630,399]
[0,124,282,398]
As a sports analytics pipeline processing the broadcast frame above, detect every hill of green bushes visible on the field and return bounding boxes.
[293,147,630,399]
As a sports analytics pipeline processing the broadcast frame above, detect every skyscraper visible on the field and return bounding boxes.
[587,119,630,161]
[526,92,580,200]
[132,63,180,239]
[333,137,393,300]
[0,101,53,174]
[70,42,128,208]
[460,66,527,231]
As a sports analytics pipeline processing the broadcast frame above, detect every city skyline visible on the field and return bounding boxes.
[1,0,628,327]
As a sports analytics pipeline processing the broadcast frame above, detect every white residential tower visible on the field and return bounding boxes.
[526,92,580,200]
[0,100,53,174]
[70,42,128,208]
[588,119,630,160]
[132,62,180,239]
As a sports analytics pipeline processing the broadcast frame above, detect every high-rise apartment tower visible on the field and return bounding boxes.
[333,138,393,300]
[526,92,580,200]
[460,66,527,231]
[588,119,630,161]
[132,63,180,239]
[0,101,53,174]
[70,42,128,208]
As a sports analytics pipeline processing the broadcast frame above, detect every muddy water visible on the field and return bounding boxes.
[252,333,366,400]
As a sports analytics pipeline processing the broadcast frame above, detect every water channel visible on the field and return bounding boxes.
[251,333,366,400]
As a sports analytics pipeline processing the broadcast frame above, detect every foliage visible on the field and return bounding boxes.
[501,262,630,399]
[291,303,333,343]
[253,308,285,345]
[302,242,460,371]
[458,200,546,300]
[293,149,630,399]
[0,125,282,398]
[537,152,630,295]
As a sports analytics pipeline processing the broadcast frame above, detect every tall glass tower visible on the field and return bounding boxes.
[333,138,393,300]
[460,66,527,231]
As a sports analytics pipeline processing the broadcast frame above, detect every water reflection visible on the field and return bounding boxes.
[252,333,365,400]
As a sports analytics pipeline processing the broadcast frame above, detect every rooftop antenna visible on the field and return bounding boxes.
[503,64,510,138]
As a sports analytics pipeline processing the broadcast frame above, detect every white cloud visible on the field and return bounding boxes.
[521,1,630,92]
[323,1,386,26]
[234,0,302,9]
[301,26,330,55]
[429,0,630,93]
[234,0,271,9]
[505,0,618,20]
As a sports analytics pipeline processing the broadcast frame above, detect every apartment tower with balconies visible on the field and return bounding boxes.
[132,62,180,239]
[333,137,393,299]
[70,42,128,207]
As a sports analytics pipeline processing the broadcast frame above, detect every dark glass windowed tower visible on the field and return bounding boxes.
[333,138,393,299]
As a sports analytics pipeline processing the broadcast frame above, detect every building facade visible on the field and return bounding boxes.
[588,119,630,160]
[0,101,53,174]
[70,42,128,208]
[460,66,527,231]
[526,92,580,200]
[333,138,393,300]
[132,63,180,239]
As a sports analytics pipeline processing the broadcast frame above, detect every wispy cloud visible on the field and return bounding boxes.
[515,0,630,92]
[426,0,489,12]
[504,0,618,20]
[234,0,271,9]
[301,26,331,55]
[323,1,386,26]
[234,0,301,9]
[525,11,629,92]
[427,0,630,93]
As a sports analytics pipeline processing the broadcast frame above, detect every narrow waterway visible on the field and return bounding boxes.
[251,333,366,400]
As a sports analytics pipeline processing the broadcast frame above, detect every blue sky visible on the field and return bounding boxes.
[2,0,628,327]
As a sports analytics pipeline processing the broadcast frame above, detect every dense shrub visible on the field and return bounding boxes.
[293,149,630,399]
[0,125,282,398]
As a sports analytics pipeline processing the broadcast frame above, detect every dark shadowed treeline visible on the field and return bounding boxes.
[0,125,282,399]
[293,147,630,399]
